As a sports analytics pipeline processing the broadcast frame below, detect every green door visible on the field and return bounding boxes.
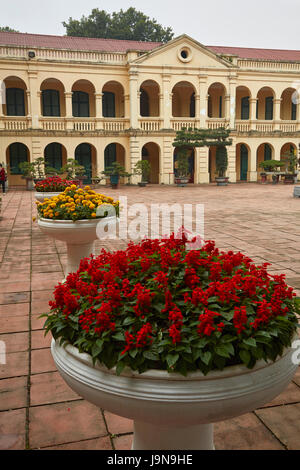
[75,143,92,184]
[240,144,248,181]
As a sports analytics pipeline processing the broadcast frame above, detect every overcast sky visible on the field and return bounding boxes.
[1,0,300,50]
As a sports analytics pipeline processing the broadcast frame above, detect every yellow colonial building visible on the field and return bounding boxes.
[1,31,300,187]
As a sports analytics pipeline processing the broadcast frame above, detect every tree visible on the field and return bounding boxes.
[0,26,20,33]
[63,7,174,43]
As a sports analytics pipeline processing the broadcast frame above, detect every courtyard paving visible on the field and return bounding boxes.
[0,182,300,450]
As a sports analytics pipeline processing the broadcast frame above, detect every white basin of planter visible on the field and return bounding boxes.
[35,192,62,202]
[52,337,298,450]
[38,216,117,277]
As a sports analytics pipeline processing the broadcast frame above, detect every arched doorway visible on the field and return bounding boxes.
[172,81,196,117]
[207,83,226,118]
[236,143,250,181]
[174,148,195,183]
[140,80,160,117]
[280,142,298,172]
[75,143,96,184]
[44,143,67,173]
[141,143,160,183]
[6,142,30,186]
[40,78,65,117]
[104,143,126,183]
[4,77,28,116]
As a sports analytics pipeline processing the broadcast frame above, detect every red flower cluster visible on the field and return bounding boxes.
[44,234,299,375]
[35,176,78,192]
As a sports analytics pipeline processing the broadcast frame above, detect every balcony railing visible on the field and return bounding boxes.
[102,118,130,132]
[40,117,66,131]
[206,118,228,129]
[171,118,198,131]
[254,121,275,132]
[139,118,163,132]
[235,120,251,132]
[2,117,30,130]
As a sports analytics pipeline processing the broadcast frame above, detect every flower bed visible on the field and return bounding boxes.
[35,176,78,193]
[43,234,299,376]
[37,185,119,221]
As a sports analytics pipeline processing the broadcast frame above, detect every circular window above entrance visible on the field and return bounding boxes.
[178,47,193,63]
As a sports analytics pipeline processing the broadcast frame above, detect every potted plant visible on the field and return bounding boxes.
[281,151,299,185]
[33,157,47,183]
[101,162,130,189]
[36,184,119,279]
[259,160,285,184]
[43,234,299,450]
[19,161,36,190]
[174,149,190,187]
[215,146,229,186]
[134,160,151,187]
[60,159,86,187]
[34,176,78,202]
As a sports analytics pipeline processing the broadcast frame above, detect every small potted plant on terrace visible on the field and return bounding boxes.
[43,233,299,450]
[215,146,229,186]
[259,160,285,184]
[37,184,119,278]
[60,159,86,187]
[19,161,36,190]
[33,157,47,183]
[101,162,130,189]
[174,148,190,187]
[134,160,151,187]
[281,151,299,185]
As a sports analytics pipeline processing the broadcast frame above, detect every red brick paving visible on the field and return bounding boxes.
[0,184,300,450]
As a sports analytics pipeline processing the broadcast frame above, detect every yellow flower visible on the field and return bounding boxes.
[91,213,96,218]
[32,216,36,222]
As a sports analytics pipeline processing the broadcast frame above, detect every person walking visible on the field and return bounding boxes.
[0,164,6,193]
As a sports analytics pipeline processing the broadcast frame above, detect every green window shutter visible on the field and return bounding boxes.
[72,91,90,117]
[139,90,149,117]
[104,143,117,170]
[208,95,212,117]
[6,88,25,116]
[292,102,297,120]
[241,97,250,120]
[219,95,223,118]
[9,143,28,174]
[103,92,116,117]
[42,90,60,117]
[75,143,92,184]
[44,143,62,171]
[265,96,273,120]
[264,144,272,161]
[190,93,195,117]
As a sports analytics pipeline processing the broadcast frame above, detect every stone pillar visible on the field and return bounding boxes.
[250,98,257,130]
[129,69,139,129]
[198,147,210,184]
[229,79,236,129]
[199,75,207,128]
[162,73,172,129]
[161,137,174,184]
[248,146,258,182]
[28,70,40,129]
[65,92,73,130]
[274,98,282,130]
[95,93,103,130]
[130,136,141,184]
[227,144,237,183]
[296,99,300,131]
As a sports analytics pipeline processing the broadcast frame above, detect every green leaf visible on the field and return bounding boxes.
[243,338,257,348]
[215,343,234,358]
[143,351,160,361]
[112,332,125,341]
[239,349,251,366]
[202,351,212,365]
[166,353,179,368]
[116,361,126,376]
[129,348,138,358]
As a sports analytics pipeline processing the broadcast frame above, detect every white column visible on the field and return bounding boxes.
[130,136,141,184]
[95,93,103,130]
[65,92,74,130]
[229,79,236,129]
[199,75,207,128]
[162,73,172,129]
[129,69,139,129]
[195,94,200,127]
[274,98,281,130]
[250,98,257,130]
[249,146,258,182]
[227,144,237,183]
[198,147,210,184]
[28,70,41,129]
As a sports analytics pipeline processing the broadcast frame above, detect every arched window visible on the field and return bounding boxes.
[104,144,117,170]
[264,144,272,161]
[9,143,28,174]
[241,97,250,120]
[75,143,92,183]
[42,90,60,116]
[102,92,115,117]
[265,97,273,120]
[6,88,25,116]
[140,89,150,117]
[72,91,90,117]
[45,143,63,171]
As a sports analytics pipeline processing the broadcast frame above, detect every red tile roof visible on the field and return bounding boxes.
[1,31,300,62]
[0,31,161,52]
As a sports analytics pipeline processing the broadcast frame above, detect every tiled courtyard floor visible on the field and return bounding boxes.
[0,182,300,450]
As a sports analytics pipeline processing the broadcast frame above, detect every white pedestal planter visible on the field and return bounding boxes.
[35,192,62,202]
[38,217,117,278]
[51,338,298,450]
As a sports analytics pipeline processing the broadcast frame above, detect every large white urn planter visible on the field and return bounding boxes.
[51,337,298,450]
[35,192,62,203]
[38,216,117,278]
